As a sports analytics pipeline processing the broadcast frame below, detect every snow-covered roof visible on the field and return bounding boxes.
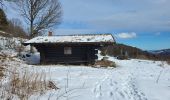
[24,34,115,45]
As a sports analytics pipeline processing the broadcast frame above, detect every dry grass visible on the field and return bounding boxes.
[10,71,48,99]
[17,71,58,99]
[94,59,116,68]
[0,69,59,100]
[0,54,59,100]
[0,66,4,78]
[0,54,6,79]
[137,55,148,60]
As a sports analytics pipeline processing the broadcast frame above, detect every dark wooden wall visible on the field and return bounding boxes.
[35,45,98,64]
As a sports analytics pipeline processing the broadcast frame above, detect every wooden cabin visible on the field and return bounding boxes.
[23,34,116,64]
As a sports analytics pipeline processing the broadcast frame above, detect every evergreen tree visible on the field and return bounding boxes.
[0,8,8,30]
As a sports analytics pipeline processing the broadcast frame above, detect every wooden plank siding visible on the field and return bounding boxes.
[35,44,99,64]
[22,34,116,65]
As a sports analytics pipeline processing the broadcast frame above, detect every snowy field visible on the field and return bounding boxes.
[0,35,169,100]
[20,57,170,100]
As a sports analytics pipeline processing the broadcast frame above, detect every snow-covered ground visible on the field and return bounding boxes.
[0,35,169,100]
[0,35,170,100]
[18,57,170,100]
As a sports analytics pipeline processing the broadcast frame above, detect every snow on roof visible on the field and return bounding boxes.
[24,34,115,44]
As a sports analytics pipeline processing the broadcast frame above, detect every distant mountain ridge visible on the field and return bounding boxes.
[149,49,170,56]
[149,49,170,59]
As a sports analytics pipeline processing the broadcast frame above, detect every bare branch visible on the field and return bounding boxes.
[15,0,62,37]
[0,0,4,8]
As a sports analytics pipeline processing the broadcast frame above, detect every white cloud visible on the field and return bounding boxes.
[116,32,137,39]
[4,0,170,34]
[60,0,170,33]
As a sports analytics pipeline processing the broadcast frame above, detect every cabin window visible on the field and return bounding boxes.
[64,47,72,55]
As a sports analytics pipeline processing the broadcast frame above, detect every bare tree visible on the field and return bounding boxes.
[0,0,12,8]
[0,0,2,6]
[15,0,62,38]
[6,18,29,38]
[0,0,3,10]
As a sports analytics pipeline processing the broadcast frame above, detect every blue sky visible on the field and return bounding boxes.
[4,0,170,50]
[57,0,170,50]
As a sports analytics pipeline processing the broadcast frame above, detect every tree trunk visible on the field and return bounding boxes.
[30,19,34,53]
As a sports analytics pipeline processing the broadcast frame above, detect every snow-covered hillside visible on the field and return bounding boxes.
[9,57,169,100]
[0,35,170,100]
[149,49,170,56]
[0,36,22,49]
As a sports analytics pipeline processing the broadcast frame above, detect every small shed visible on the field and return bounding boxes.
[23,34,116,64]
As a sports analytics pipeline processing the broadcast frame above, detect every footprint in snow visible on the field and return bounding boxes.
[118,91,125,98]
[114,81,118,84]
[109,91,113,97]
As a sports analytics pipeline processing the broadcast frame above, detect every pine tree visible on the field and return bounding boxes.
[0,8,8,30]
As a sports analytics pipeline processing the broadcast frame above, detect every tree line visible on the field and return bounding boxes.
[0,8,28,38]
[0,0,62,39]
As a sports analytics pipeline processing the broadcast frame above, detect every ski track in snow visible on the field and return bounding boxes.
[92,60,149,100]
[18,58,170,100]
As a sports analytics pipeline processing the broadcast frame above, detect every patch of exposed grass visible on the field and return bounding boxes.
[10,71,49,99]
[0,66,4,79]
[0,54,6,79]
[0,69,59,100]
[94,59,116,68]
[0,53,59,100]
